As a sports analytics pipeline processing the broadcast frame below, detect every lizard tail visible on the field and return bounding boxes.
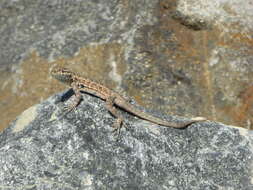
[116,98,206,128]
[142,115,206,128]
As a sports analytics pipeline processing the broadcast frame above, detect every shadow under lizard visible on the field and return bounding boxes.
[50,66,206,133]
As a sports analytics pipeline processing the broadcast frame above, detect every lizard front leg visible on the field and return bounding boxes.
[105,96,124,136]
[66,83,125,136]
[64,82,82,112]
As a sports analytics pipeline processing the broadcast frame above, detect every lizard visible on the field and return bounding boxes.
[50,66,206,134]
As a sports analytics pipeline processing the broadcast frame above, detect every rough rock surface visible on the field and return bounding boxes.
[0,0,252,131]
[1,91,253,189]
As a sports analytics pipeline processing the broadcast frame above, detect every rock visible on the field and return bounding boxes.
[0,0,252,132]
[0,91,252,189]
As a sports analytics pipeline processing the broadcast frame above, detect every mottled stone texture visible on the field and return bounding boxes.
[0,0,253,188]
[0,0,252,132]
[0,91,253,189]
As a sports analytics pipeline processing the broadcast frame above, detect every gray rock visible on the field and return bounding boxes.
[0,0,252,132]
[1,90,253,190]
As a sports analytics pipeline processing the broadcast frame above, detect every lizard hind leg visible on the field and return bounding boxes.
[111,117,124,138]
[105,96,126,137]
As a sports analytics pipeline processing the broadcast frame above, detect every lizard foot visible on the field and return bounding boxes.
[111,117,125,139]
[63,103,77,113]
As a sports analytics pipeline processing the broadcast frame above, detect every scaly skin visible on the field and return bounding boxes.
[51,66,206,132]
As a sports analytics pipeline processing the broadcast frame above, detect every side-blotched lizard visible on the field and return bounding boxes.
[51,66,206,133]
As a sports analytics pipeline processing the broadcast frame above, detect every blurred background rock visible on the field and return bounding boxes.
[0,0,252,131]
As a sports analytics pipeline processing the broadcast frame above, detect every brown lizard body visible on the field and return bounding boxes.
[50,66,206,132]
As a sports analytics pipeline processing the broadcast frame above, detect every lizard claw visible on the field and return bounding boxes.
[63,103,78,113]
[112,128,121,139]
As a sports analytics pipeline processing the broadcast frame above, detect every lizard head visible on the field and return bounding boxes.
[50,66,74,85]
